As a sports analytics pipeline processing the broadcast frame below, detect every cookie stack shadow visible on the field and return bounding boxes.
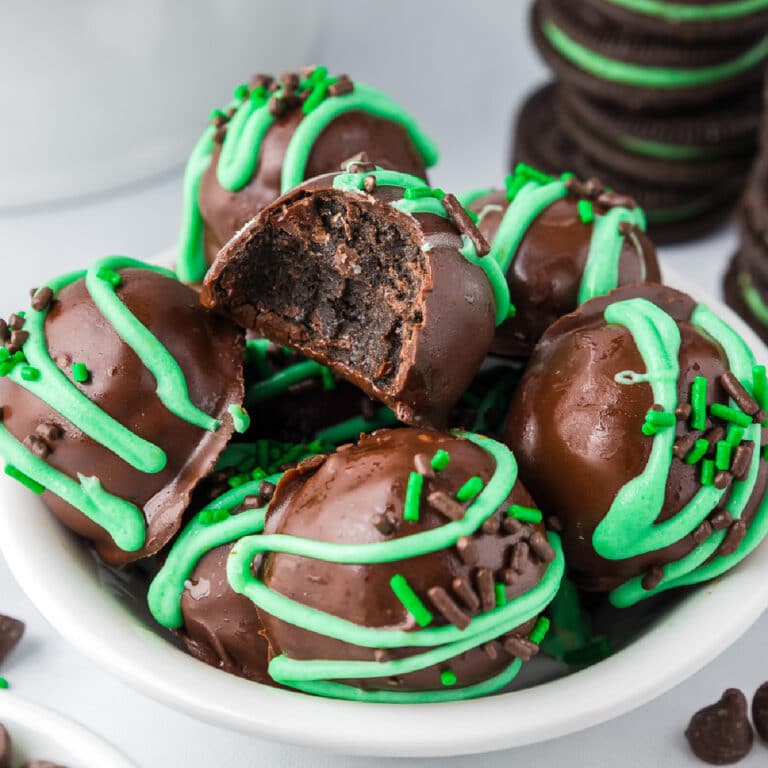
[515,0,768,243]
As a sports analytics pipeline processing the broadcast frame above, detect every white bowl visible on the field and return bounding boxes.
[0,692,136,767]
[1,265,768,758]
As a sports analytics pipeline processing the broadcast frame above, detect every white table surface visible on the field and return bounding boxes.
[2,2,768,765]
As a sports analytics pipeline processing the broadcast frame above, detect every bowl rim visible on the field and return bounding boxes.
[0,692,137,767]
[2,262,768,758]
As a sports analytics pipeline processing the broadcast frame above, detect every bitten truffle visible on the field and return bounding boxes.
[0,257,244,565]
[177,67,438,283]
[460,163,660,358]
[202,167,511,427]
[506,283,768,606]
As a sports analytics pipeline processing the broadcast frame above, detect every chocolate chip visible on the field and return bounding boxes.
[0,614,25,665]
[752,682,768,743]
[685,689,753,765]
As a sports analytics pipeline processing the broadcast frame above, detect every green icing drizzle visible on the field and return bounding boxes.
[86,257,221,432]
[542,19,768,88]
[223,431,564,702]
[176,78,438,284]
[598,298,764,606]
[578,206,647,304]
[0,257,233,552]
[600,0,768,21]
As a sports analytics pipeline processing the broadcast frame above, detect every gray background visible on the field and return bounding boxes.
[1,1,767,765]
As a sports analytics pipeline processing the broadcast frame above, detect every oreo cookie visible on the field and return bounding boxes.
[582,0,768,42]
[532,0,768,109]
[514,84,742,243]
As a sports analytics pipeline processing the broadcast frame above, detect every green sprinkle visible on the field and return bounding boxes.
[456,476,483,502]
[403,472,424,522]
[529,615,551,645]
[5,464,45,494]
[645,409,676,428]
[17,311,25,318]
[250,85,267,103]
[440,669,457,687]
[390,574,432,627]
[507,303,517,319]
[700,458,715,486]
[309,65,328,83]
[200,508,231,525]
[302,82,329,114]
[250,467,268,482]
[0,348,9,362]
[495,582,507,606]
[514,162,553,185]
[430,449,451,472]
[560,172,576,181]
[685,438,709,464]
[715,441,732,471]
[709,402,752,428]
[404,186,444,200]
[754,365,768,411]
[209,108,226,122]
[0,363,11,378]
[763,444,768,462]
[233,83,249,99]
[228,474,247,489]
[726,425,745,447]
[641,422,658,437]
[577,199,594,224]
[0,678,7,689]
[507,504,542,524]
[71,362,89,383]
[227,404,251,434]
[691,377,708,430]
[96,266,122,287]
[20,366,39,382]
[320,367,335,391]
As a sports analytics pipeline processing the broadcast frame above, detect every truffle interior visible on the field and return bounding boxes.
[222,191,427,388]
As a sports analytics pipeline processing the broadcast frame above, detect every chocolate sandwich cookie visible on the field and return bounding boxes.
[0,257,245,565]
[514,84,743,242]
[149,428,565,700]
[583,0,768,42]
[506,283,768,606]
[532,0,768,109]
[203,166,511,427]
[556,87,759,188]
[178,67,438,284]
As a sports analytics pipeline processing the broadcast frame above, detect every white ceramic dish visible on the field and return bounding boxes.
[0,692,136,767]
[1,265,768,758]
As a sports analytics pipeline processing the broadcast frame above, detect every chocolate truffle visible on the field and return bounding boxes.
[150,428,564,700]
[460,163,660,358]
[177,67,438,283]
[505,283,768,606]
[202,167,511,427]
[0,257,245,565]
[242,337,396,446]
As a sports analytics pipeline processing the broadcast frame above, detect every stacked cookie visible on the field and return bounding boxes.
[516,0,768,243]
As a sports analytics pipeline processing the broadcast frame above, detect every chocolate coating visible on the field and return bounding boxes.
[467,187,659,358]
[202,172,497,427]
[505,283,768,591]
[254,428,547,693]
[199,83,429,267]
[0,268,244,565]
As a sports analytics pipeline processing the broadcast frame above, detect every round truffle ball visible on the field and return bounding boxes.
[462,165,660,358]
[178,67,438,283]
[505,283,768,606]
[221,428,563,700]
[0,257,244,565]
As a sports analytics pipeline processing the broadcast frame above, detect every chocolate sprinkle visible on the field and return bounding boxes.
[675,402,692,420]
[7,314,24,331]
[296,454,326,475]
[442,193,491,257]
[428,491,465,521]
[710,509,734,531]
[641,565,664,591]
[483,641,499,660]
[597,190,636,209]
[685,689,753,765]
[456,535,478,565]
[583,177,605,198]
[703,426,726,453]
[476,567,496,611]
[451,576,480,611]
[373,513,395,535]
[503,636,539,662]
[752,682,768,743]
[500,568,518,586]
[30,286,54,312]
[510,541,530,573]
[673,432,698,460]
[546,515,563,532]
[427,586,471,630]
[528,531,555,563]
[481,515,501,535]
[731,443,754,480]
[693,520,713,544]
[714,471,732,491]
[719,520,747,557]
[720,372,760,417]
[328,76,354,97]
[258,480,276,501]
[0,614,25,665]
[413,453,435,479]
[363,175,377,193]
